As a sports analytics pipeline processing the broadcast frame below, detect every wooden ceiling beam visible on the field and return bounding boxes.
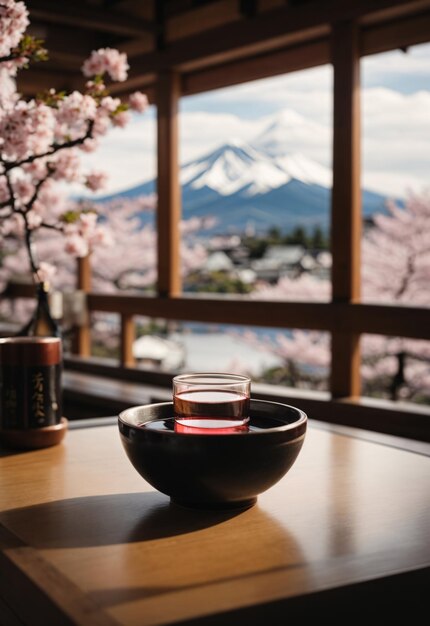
[18,1,430,99]
[115,35,155,58]
[362,10,430,55]
[26,0,156,37]
[359,0,430,25]
[182,38,330,95]
[165,0,242,43]
[181,4,430,97]
[28,21,108,62]
[127,0,430,79]
[18,6,430,101]
[16,67,82,96]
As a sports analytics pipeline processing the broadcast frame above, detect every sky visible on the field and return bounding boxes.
[81,42,430,199]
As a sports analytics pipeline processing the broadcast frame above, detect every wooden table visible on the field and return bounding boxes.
[0,419,429,626]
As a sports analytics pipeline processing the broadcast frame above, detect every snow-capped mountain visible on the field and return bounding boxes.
[180,139,289,196]
[180,139,332,196]
[97,109,387,234]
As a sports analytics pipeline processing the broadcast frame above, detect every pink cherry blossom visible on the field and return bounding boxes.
[100,96,121,113]
[26,209,42,230]
[79,138,99,153]
[51,151,81,182]
[0,1,29,57]
[111,110,131,127]
[129,92,148,113]
[12,177,34,204]
[37,261,56,283]
[82,48,129,82]
[64,233,89,257]
[0,2,147,297]
[57,92,97,132]
[86,171,108,192]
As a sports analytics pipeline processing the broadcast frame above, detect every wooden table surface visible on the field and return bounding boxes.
[0,420,429,626]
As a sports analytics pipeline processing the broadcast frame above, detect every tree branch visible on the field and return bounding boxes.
[4,170,40,281]
[3,119,95,172]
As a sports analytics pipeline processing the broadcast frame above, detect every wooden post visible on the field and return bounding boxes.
[73,255,91,357]
[120,313,135,367]
[156,71,182,298]
[330,20,362,398]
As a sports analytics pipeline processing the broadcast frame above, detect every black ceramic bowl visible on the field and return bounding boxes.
[118,399,307,509]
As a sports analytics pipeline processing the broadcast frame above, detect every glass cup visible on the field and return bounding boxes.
[173,373,251,434]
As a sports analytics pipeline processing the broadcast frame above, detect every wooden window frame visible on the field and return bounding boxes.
[5,3,430,440]
[71,9,430,437]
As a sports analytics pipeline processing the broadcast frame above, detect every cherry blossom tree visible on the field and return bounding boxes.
[361,192,430,401]
[238,328,330,390]
[0,0,148,286]
[87,197,211,293]
[362,192,430,306]
[248,192,430,402]
[0,192,213,358]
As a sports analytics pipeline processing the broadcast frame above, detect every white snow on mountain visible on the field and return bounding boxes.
[180,128,332,196]
[180,139,289,196]
[274,153,332,188]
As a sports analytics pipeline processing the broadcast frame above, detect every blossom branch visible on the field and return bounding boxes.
[0,1,148,288]
[3,120,95,172]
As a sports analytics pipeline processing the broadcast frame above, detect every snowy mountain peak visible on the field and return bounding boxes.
[180,135,332,196]
[274,152,332,188]
[180,140,290,196]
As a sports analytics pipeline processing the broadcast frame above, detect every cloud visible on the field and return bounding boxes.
[179,111,266,162]
[190,66,333,126]
[361,88,430,195]
[363,43,430,80]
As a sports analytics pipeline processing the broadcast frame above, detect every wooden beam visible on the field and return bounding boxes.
[362,10,430,55]
[6,289,430,341]
[87,10,430,96]
[128,0,429,77]
[120,314,135,367]
[63,357,430,441]
[330,20,362,399]
[73,255,91,358]
[156,72,182,297]
[165,0,241,43]
[118,35,155,58]
[107,76,156,102]
[21,2,430,100]
[331,24,361,304]
[83,295,430,341]
[27,0,155,36]
[16,67,81,95]
[28,21,102,65]
[183,38,330,95]
[359,0,430,25]
[77,254,91,293]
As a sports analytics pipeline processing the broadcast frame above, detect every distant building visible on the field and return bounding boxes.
[251,245,305,281]
[264,245,305,266]
[204,251,235,272]
[133,335,185,370]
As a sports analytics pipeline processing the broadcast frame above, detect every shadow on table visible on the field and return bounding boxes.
[1,491,307,615]
[0,491,251,547]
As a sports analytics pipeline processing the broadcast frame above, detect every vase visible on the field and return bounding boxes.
[16,281,61,338]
